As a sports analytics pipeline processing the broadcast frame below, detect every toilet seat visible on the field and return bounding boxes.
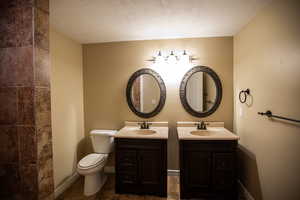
[78,153,107,170]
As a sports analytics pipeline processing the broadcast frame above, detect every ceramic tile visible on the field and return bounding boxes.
[0,0,14,8]
[34,47,50,87]
[0,5,33,48]
[38,156,54,199]
[59,175,247,200]
[0,164,21,197]
[36,119,54,199]
[42,194,55,200]
[0,5,17,48]
[0,47,34,87]
[37,125,52,164]
[15,5,34,47]
[17,87,35,125]
[58,175,180,200]
[35,0,49,13]
[35,85,53,200]
[0,87,17,125]
[19,126,37,164]
[0,0,34,8]
[20,164,38,199]
[34,8,49,50]
[0,1,52,198]
[0,126,18,163]
[35,87,51,126]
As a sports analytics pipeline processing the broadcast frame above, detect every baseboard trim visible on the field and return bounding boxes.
[54,172,80,199]
[167,169,180,176]
[238,180,255,200]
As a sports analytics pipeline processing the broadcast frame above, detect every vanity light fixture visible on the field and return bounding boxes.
[153,50,192,65]
[167,51,178,64]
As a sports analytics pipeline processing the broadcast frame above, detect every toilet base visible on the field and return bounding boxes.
[84,169,107,196]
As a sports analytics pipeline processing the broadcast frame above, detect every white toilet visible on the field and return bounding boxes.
[77,129,117,196]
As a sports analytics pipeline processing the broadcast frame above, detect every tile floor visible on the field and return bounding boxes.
[57,175,246,200]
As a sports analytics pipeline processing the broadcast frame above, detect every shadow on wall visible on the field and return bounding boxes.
[268,117,300,129]
[238,144,263,200]
[73,138,87,172]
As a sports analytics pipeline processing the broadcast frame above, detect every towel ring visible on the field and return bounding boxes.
[239,89,250,103]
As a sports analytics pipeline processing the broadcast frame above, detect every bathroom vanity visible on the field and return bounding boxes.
[114,122,168,197]
[178,122,239,199]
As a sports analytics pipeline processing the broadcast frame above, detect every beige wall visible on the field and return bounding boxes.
[234,0,300,199]
[83,37,233,169]
[50,28,85,188]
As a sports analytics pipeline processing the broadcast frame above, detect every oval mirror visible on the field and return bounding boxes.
[126,68,166,118]
[180,66,222,117]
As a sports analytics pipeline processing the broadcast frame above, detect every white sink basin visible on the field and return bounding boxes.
[190,130,215,136]
[132,129,157,135]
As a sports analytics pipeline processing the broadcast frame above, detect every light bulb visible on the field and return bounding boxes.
[155,51,164,64]
[180,50,190,64]
[167,51,177,65]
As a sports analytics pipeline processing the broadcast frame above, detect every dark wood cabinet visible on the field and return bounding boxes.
[180,140,238,199]
[115,139,167,197]
[183,151,212,192]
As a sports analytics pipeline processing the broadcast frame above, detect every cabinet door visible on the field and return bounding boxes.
[138,150,162,186]
[213,153,235,190]
[116,150,138,187]
[117,150,137,171]
[183,151,212,192]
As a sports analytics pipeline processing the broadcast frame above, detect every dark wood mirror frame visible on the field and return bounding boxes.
[126,68,166,118]
[179,65,222,117]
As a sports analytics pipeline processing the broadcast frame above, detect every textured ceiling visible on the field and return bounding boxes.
[50,0,272,44]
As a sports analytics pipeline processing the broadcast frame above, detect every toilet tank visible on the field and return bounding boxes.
[90,130,117,153]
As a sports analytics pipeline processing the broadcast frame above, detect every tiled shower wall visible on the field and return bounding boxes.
[0,0,54,199]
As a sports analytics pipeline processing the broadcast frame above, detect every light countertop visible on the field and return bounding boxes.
[114,121,168,140]
[177,122,239,141]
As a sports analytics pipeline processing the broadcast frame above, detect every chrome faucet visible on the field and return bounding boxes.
[138,121,152,129]
[195,121,207,130]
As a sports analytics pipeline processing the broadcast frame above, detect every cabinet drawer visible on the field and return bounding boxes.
[118,150,136,163]
[213,153,235,171]
[116,139,164,150]
[117,164,137,173]
[118,172,137,184]
[181,140,237,152]
[117,150,137,172]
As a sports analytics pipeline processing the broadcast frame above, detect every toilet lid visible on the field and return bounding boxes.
[78,153,106,169]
